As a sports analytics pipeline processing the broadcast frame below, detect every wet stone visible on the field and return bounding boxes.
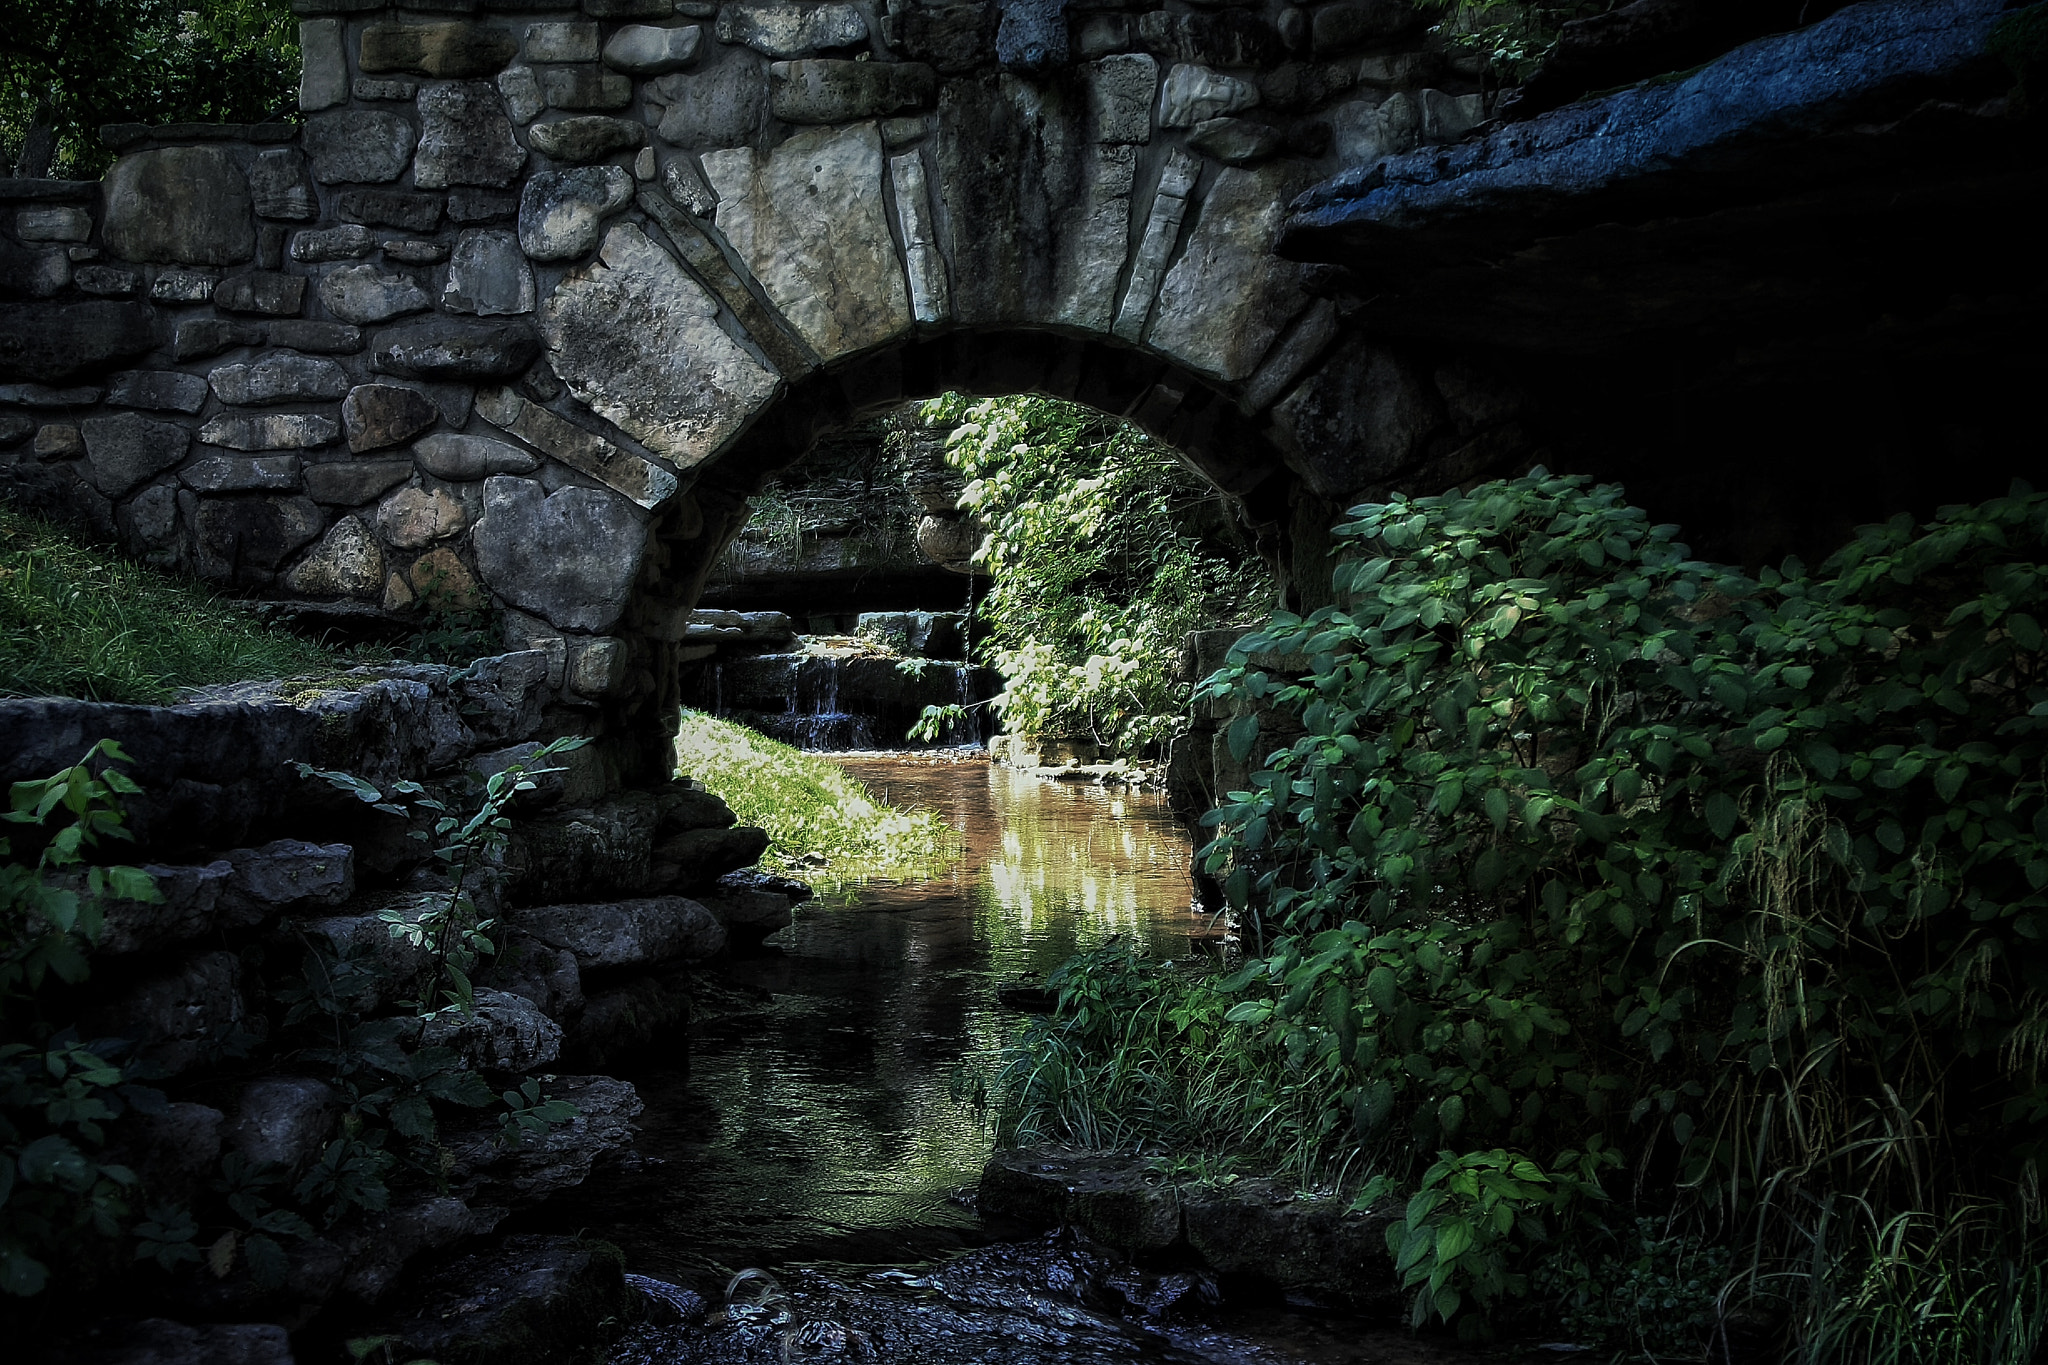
[214,270,307,316]
[414,80,528,189]
[180,454,302,494]
[304,110,418,185]
[304,459,413,505]
[342,383,439,452]
[209,351,350,405]
[198,413,342,451]
[318,263,432,324]
[108,370,209,414]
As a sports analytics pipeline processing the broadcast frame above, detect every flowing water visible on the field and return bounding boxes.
[534,753,1465,1364]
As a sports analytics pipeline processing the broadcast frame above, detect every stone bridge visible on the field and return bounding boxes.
[0,0,2038,779]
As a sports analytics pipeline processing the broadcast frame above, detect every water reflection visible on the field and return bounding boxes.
[534,754,1209,1285]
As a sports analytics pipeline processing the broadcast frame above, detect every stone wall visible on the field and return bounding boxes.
[1,654,799,1351]
[0,0,1545,776]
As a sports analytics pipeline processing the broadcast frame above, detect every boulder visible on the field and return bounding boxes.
[101,147,255,265]
[110,1102,224,1209]
[500,793,660,903]
[653,824,770,887]
[1270,338,1445,497]
[368,317,541,381]
[227,1076,338,1173]
[286,514,386,595]
[441,228,534,315]
[304,110,418,184]
[516,165,634,261]
[444,1074,641,1206]
[343,383,440,452]
[510,895,725,970]
[415,80,528,189]
[1147,163,1312,382]
[81,413,189,498]
[490,931,585,1021]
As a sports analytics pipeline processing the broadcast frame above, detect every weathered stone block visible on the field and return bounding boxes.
[354,77,418,101]
[471,474,645,631]
[524,21,598,62]
[1187,115,1283,165]
[192,494,325,576]
[300,18,349,110]
[1148,163,1311,382]
[535,224,778,475]
[996,0,1067,73]
[497,63,545,123]
[538,65,633,109]
[650,61,768,147]
[94,949,245,1077]
[441,227,534,317]
[214,270,308,316]
[108,370,209,414]
[473,383,678,508]
[413,430,539,479]
[382,239,450,264]
[172,318,264,362]
[1310,0,1422,56]
[199,412,342,451]
[250,147,320,222]
[16,205,91,241]
[510,895,724,969]
[1269,337,1445,497]
[528,115,643,162]
[1087,52,1156,142]
[1159,62,1259,127]
[421,988,563,1072]
[767,59,936,122]
[602,23,701,74]
[378,484,469,548]
[318,263,432,324]
[517,164,633,260]
[102,147,255,266]
[285,512,386,595]
[337,189,444,232]
[303,460,413,506]
[448,187,520,223]
[229,1077,337,1174]
[291,225,377,263]
[209,351,351,405]
[415,80,529,189]
[716,2,866,57]
[703,124,910,359]
[304,110,419,184]
[180,454,303,493]
[409,545,484,611]
[82,413,189,497]
[370,317,541,380]
[894,2,996,73]
[268,320,364,354]
[360,20,520,78]
[74,265,141,296]
[343,382,440,452]
[652,824,770,886]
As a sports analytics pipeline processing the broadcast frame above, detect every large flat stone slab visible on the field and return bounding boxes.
[701,123,911,362]
[474,384,679,510]
[537,222,780,470]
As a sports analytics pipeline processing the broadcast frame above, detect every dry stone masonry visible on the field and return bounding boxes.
[0,0,1532,777]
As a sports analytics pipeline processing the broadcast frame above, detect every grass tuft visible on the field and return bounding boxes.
[0,506,357,703]
[673,709,958,887]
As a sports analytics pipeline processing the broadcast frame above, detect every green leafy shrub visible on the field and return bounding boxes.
[920,395,1270,761]
[0,741,161,1295]
[996,473,2048,1348]
[0,506,359,703]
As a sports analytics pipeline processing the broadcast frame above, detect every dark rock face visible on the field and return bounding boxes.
[369,1234,633,1365]
[102,147,255,266]
[0,301,156,382]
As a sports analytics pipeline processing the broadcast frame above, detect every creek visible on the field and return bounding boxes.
[522,753,1447,1364]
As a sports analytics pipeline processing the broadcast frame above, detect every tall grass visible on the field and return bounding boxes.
[673,709,959,887]
[0,506,354,703]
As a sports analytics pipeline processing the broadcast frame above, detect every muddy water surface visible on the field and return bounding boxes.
[544,753,1468,1364]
